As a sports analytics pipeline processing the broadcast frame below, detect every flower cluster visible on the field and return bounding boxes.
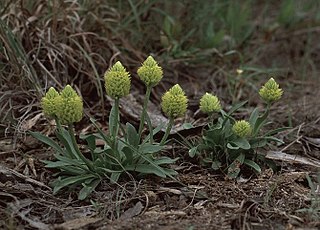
[161,84,188,118]
[104,61,131,99]
[232,120,252,138]
[259,78,283,103]
[41,85,83,124]
[137,56,163,87]
[199,93,221,114]
[41,87,60,118]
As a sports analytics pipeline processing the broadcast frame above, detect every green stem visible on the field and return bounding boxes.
[54,117,63,133]
[160,117,174,146]
[138,86,152,142]
[209,112,215,126]
[113,98,120,139]
[111,98,120,158]
[68,123,94,172]
[266,103,271,114]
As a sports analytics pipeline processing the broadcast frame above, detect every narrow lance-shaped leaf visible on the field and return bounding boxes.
[29,131,64,155]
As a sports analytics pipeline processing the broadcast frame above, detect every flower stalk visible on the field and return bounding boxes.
[68,123,95,172]
[160,117,174,146]
[138,86,152,140]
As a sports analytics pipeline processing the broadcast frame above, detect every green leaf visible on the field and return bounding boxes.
[80,134,97,152]
[228,138,251,150]
[125,164,166,177]
[188,146,198,157]
[110,172,122,183]
[126,122,139,147]
[182,123,194,129]
[53,174,96,194]
[227,101,247,115]
[44,160,72,168]
[78,179,101,200]
[244,159,261,173]
[59,166,88,175]
[264,136,284,144]
[253,109,269,136]
[249,108,259,127]
[154,157,179,165]
[80,133,98,161]
[139,143,163,154]
[249,138,268,148]
[161,168,178,176]
[29,131,64,154]
[122,146,134,164]
[120,139,178,181]
[227,153,245,178]
[54,154,88,169]
[211,161,221,170]
[227,166,241,179]
[89,117,112,146]
[142,122,165,145]
[264,127,291,136]
[227,142,239,149]
[202,157,213,164]
[56,128,79,159]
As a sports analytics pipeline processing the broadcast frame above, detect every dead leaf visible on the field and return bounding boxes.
[266,151,320,168]
[56,217,102,230]
[159,187,182,195]
[120,201,144,219]
[20,113,43,131]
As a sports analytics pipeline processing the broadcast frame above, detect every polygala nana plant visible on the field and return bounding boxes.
[31,56,187,200]
[189,77,286,178]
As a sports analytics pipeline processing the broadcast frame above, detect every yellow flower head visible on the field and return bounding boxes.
[232,120,252,138]
[56,85,83,124]
[161,84,188,118]
[259,78,283,103]
[104,61,131,99]
[41,87,60,118]
[199,93,221,114]
[137,56,163,87]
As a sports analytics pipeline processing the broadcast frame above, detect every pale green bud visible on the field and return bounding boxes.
[137,56,163,87]
[259,78,283,103]
[56,85,83,124]
[232,120,252,138]
[199,93,221,114]
[161,84,188,118]
[104,61,131,99]
[41,87,60,118]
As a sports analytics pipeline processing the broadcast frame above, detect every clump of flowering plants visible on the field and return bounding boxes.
[190,78,286,178]
[30,56,187,200]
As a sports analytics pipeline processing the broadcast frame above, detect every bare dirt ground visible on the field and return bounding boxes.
[1,19,320,230]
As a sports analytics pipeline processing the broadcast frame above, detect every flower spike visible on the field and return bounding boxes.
[232,120,252,138]
[161,84,188,118]
[199,93,221,114]
[137,56,163,87]
[104,61,131,99]
[41,87,60,118]
[56,85,83,124]
[259,78,283,103]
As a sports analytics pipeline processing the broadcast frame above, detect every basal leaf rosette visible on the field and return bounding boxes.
[161,84,188,118]
[137,56,163,87]
[41,87,60,118]
[199,92,221,114]
[56,85,83,124]
[232,120,252,138]
[259,78,283,103]
[104,61,131,99]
